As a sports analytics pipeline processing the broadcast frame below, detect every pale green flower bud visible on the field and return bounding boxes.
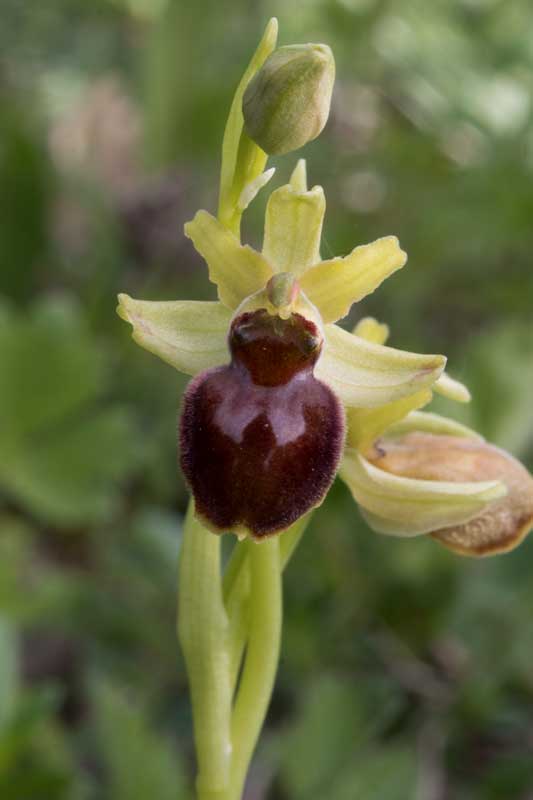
[242,43,335,155]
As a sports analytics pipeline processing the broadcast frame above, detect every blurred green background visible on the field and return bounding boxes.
[1,1,533,798]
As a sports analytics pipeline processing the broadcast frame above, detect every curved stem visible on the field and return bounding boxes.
[227,537,282,800]
[223,513,311,694]
[223,512,310,602]
[224,549,251,692]
[177,502,232,798]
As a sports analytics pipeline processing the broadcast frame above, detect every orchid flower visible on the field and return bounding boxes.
[117,158,459,538]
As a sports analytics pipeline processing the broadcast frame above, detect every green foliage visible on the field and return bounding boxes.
[0,618,18,731]
[0,97,52,303]
[0,683,86,800]
[327,747,417,800]
[0,299,138,526]
[93,680,189,800]
[454,322,533,458]
[278,674,408,800]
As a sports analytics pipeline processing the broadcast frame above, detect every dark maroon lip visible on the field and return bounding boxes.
[180,309,344,538]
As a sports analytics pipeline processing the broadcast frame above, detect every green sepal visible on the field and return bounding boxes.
[117,294,231,375]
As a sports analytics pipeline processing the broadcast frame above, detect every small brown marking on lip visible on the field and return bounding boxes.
[415,361,442,380]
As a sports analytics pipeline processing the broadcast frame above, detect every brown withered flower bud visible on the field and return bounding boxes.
[368,433,533,557]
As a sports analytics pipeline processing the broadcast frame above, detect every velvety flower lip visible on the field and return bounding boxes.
[180,308,345,539]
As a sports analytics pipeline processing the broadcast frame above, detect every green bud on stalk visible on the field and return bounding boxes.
[243,43,335,155]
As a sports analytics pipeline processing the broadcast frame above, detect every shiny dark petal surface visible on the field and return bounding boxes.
[180,310,344,538]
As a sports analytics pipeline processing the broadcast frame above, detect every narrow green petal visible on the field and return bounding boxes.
[434,372,471,403]
[185,210,273,309]
[300,237,407,323]
[386,411,482,440]
[316,324,446,408]
[238,168,275,211]
[340,449,506,537]
[262,173,325,275]
[117,294,230,375]
[346,389,432,451]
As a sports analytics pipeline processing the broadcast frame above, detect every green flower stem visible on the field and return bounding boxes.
[222,538,248,601]
[227,537,282,800]
[223,513,311,604]
[178,502,310,799]
[218,19,277,235]
[223,514,311,694]
[177,502,232,799]
[223,545,251,692]
[223,131,268,237]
